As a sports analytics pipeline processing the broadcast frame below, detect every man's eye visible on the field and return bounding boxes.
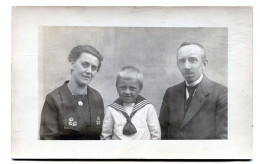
[189,58,197,62]
[178,59,185,63]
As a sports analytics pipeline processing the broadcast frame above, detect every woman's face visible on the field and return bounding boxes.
[71,52,100,87]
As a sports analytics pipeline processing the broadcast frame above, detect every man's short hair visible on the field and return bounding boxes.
[68,45,103,71]
[116,66,144,90]
[177,42,207,61]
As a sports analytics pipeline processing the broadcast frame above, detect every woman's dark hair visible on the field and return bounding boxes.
[68,45,103,71]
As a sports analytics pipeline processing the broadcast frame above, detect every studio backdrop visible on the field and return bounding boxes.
[38,27,228,128]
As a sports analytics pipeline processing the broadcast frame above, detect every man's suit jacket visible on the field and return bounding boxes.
[159,76,227,139]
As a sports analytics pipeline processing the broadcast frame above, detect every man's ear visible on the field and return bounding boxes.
[202,60,208,69]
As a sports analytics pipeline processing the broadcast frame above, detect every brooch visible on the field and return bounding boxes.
[68,117,77,127]
[96,116,101,125]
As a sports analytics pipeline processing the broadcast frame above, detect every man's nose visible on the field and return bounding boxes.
[184,61,191,69]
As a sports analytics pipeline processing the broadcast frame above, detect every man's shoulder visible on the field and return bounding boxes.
[162,82,185,97]
[167,81,185,92]
[204,77,227,92]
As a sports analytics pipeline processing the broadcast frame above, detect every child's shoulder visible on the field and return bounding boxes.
[106,100,124,114]
[143,103,155,110]
[137,95,154,106]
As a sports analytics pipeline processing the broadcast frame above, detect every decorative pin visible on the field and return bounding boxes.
[67,84,85,106]
[78,101,83,106]
[68,117,77,127]
[69,117,74,122]
[96,116,101,125]
[72,121,77,126]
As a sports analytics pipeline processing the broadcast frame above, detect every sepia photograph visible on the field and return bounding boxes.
[38,27,228,140]
[12,6,252,159]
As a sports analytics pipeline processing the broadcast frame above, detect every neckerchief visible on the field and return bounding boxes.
[109,95,149,135]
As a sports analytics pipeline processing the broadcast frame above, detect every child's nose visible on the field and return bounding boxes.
[125,88,130,94]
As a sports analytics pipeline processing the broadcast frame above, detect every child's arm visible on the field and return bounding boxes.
[100,107,114,140]
[147,104,161,140]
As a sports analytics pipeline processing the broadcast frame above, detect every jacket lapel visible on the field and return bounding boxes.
[87,87,99,126]
[180,76,210,129]
[173,82,186,127]
[59,82,83,131]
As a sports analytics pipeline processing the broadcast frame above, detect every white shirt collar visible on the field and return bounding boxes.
[185,74,204,87]
[185,74,203,99]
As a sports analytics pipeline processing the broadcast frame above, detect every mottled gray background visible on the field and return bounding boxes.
[39,27,227,115]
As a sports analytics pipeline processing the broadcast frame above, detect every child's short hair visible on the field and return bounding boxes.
[116,66,143,89]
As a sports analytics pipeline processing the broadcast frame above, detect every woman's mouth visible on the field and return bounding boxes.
[82,75,91,79]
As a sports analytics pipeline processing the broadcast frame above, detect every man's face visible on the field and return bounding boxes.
[177,45,207,84]
[117,78,141,103]
[71,52,99,86]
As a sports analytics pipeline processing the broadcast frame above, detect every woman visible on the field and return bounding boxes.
[40,45,104,140]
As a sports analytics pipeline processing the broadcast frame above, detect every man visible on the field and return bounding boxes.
[159,42,227,139]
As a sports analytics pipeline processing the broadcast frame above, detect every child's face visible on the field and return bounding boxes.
[117,78,142,103]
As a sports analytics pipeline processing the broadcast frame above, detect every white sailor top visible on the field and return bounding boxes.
[101,95,161,140]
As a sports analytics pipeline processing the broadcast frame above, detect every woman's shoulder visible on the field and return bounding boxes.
[46,83,67,98]
[87,86,102,97]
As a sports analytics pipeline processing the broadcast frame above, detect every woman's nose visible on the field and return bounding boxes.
[85,66,91,73]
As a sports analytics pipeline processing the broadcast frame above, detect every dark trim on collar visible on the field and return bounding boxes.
[109,95,149,113]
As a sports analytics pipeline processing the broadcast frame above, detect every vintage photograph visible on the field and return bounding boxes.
[12,7,252,159]
[39,27,228,140]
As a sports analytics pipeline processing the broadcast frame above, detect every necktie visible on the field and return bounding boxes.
[187,86,196,98]
[185,86,197,113]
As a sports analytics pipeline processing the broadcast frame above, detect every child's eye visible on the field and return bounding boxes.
[130,87,137,91]
[120,86,126,90]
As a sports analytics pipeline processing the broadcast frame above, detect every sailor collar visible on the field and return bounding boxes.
[109,95,150,114]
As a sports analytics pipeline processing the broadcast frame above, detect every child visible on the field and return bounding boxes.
[101,66,161,140]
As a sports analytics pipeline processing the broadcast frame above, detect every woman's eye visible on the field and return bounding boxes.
[91,66,97,71]
[82,63,89,68]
